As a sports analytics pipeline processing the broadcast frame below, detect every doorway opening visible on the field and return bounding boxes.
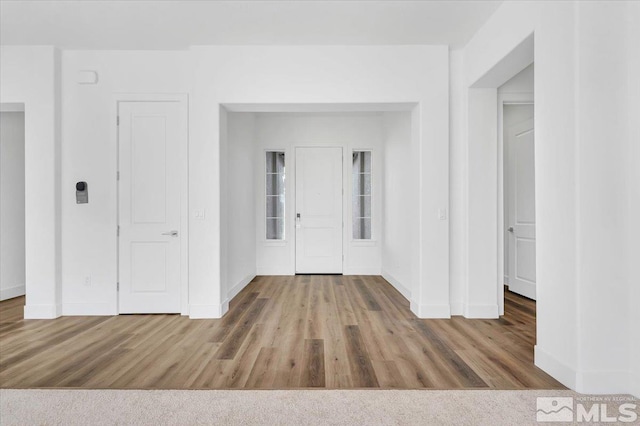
[499,64,536,305]
[219,103,418,313]
[0,103,26,302]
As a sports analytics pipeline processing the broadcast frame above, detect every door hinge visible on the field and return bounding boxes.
[117,171,120,181]
[117,225,120,236]
[117,282,119,291]
[117,116,120,126]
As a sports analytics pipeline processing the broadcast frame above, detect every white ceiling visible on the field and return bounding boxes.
[0,1,502,50]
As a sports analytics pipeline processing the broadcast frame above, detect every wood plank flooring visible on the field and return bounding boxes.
[0,275,565,389]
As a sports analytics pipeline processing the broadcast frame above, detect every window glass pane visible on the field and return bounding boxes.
[353,218,372,240]
[266,219,285,240]
[266,151,285,240]
[352,151,372,240]
[266,195,285,218]
[266,152,285,174]
[266,173,284,196]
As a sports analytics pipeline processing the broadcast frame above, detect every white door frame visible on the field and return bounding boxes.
[113,93,189,315]
[497,93,533,315]
[294,145,344,274]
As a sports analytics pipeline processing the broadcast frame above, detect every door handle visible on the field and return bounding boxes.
[162,230,178,237]
[507,227,514,233]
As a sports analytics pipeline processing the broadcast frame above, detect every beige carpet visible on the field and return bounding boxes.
[1,389,636,425]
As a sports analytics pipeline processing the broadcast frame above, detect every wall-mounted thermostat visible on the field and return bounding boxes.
[76,181,88,204]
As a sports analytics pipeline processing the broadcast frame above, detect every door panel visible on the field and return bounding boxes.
[295,147,343,273]
[118,101,183,313]
[507,119,536,300]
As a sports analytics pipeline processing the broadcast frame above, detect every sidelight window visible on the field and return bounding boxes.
[266,151,285,240]
[352,151,372,240]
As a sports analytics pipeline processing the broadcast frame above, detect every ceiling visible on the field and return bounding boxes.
[0,1,502,50]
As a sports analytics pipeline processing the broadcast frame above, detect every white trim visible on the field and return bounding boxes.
[497,92,534,316]
[576,370,633,395]
[463,303,499,319]
[62,303,115,316]
[536,345,639,395]
[450,301,464,316]
[507,280,536,300]
[256,266,294,276]
[24,304,61,319]
[410,300,451,319]
[220,273,256,316]
[189,304,221,319]
[344,267,381,276]
[113,93,189,316]
[534,345,576,390]
[631,372,640,398]
[0,284,25,301]
[0,103,25,112]
[381,270,411,301]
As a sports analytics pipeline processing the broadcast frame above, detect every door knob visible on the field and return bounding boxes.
[507,227,514,233]
[162,230,178,237]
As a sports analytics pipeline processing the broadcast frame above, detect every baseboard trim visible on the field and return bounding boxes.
[381,270,411,300]
[256,267,294,275]
[410,300,451,319]
[220,273,256,317]
[24,304,62,319]
[344,267,382,276]
[62,303,115,316]
[463,303,499,318]
[0,284,25,301]
[631,371,640,398]
[534,345,576,390]
[450,301,464,316]
[189,304,221,319]
[576,369,634,395]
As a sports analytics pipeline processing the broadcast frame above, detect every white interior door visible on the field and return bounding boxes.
[507,118,536,300]
[118,101,184,313]
[295,147,343,273]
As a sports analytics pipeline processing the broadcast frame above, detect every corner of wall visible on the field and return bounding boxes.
[219,272,256,317]
[381,270,411,301]
[0,284,25,301]
[23,303,62,319]
[410,300,451,319]
[189,304,223,319]
[463,303,499,319]
[534,345,577,390]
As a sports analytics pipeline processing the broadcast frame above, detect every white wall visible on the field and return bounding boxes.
[0,111,26,300]
[191,46,450,318]
[221,111,257,312]
[628,1,640,399]
[381,112,415,299]
[60,50,190,315]
[462,0,638,395]
[254,112,383,277]
[0,46,61,318]
[574,1,632,394]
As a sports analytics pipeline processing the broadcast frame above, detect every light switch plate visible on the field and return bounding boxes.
[438,208,447,220]
[194,209,206,220]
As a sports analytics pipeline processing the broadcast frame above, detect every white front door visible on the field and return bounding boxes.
[507,118,536,300]
[118,101,184,313]
[295,147,343,274]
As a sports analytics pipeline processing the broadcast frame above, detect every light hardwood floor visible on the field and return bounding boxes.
[0,275,564,389]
